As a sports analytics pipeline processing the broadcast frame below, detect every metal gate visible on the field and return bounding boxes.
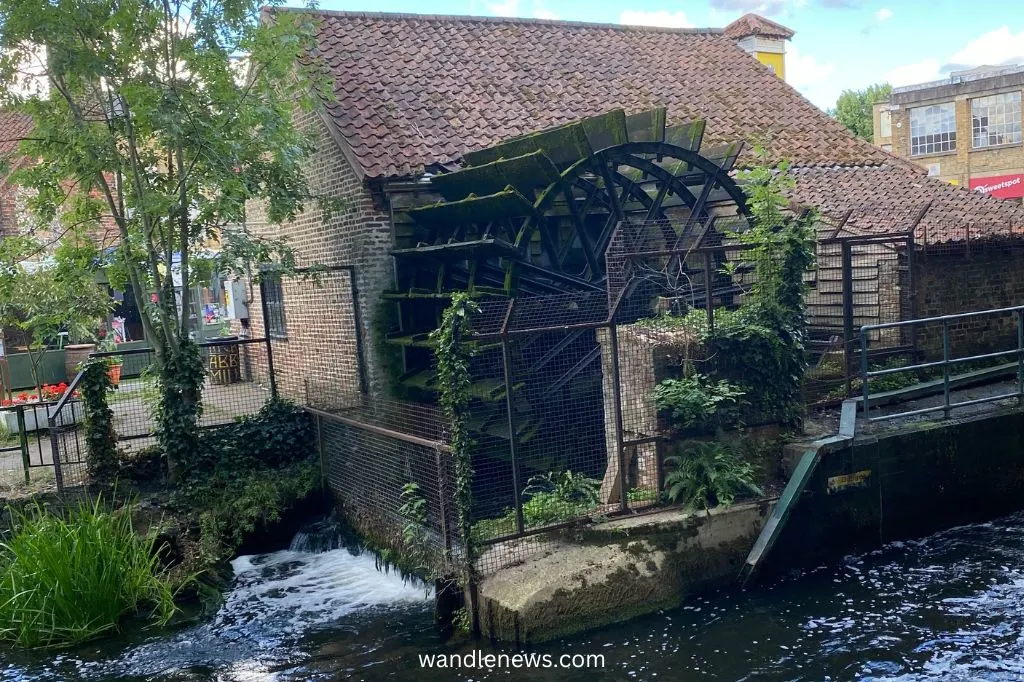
[810,231,915,395]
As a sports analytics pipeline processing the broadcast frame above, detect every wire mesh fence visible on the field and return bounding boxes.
[312,214,1024,578]
[307,378,464,580]
[40,338,277,496]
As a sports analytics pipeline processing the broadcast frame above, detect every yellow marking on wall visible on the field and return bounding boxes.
[827,469,872,494]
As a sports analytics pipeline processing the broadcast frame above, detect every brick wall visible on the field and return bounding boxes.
[244,109,393,403]
[913,247,1024,358]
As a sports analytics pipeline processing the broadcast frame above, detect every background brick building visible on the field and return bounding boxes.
[873,64,1024,203]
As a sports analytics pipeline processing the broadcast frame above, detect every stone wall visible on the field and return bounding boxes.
[913,246,1024,358]
[597,324,701,503]
[243,109,393,402]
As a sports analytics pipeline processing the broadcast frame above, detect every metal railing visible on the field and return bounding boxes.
[1,402,65,485]
[860,305,1024,422]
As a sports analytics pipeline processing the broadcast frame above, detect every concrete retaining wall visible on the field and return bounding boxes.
[771,406,1024,571]
[475,500,773,643]
[473,405,1024,643]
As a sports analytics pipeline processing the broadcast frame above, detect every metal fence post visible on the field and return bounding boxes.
[16,406,29,485]
[434,446,452,555]
[501,336,525,535]
[842,240,855,397]
[1017,310,1023,406]
[259,281,279,399]
[860,326,870,415]
[608,323,628,512]
[48,421,65,496]
[316,412,327,501]
[942,319,951,418]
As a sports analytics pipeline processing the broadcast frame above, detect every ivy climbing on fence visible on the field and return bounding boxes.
[79,359,118,485]
[431,292,480,580]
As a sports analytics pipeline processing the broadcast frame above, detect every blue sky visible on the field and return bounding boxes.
[297,0,1024,111]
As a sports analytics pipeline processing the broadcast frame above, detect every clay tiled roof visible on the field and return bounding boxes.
[289,9,886,178]
[723,14,795,40]
[0,111,31,157]
[789,164,1024,244]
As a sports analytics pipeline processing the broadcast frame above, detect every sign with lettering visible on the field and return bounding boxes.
[208,345,241,385]
[970,173,1024,199]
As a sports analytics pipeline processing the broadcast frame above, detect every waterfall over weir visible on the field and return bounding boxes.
[2,519,433,682]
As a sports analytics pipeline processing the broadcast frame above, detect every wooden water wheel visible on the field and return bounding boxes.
[383,107,748,416]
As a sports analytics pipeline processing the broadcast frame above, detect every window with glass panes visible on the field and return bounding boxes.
[262,273,287,339]
[910,103,957,156]
[972,92,1022,148]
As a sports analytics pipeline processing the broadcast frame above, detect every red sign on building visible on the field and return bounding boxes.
[970,173,1024,199]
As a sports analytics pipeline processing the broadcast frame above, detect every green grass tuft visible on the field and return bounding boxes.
[0,498,177,649]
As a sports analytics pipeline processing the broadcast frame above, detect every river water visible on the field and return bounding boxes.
[6,512,1024,681]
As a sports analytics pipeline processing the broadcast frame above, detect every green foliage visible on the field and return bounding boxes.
[470,469,601,542]
[714,145,817,423]
[829,83,893,142]
[190,398,316,476]
[0,498,177,649]
[663,440,763,512]
[836,357,923,399]
[192,460,321,560]
[399,482,432,576]
[627,488,659,504]
[706,316,807,423]
[452,606,472,634]
[176,398,319,561]
[431,293,479,575]
[0,0,333,476]
[154,340,205,480]
[119,445,166,484]
[521,470,600,527]
[0,241,113,390]
[654,374,746,432]
[79,359,118,485]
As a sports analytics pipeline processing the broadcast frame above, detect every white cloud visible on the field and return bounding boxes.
[880,26,1024,90]
[487,0,560,20]
[875,7,893,21]
[619,10,694,28]
[787,44,837,89]
[783,44,839,109]
[884,58,942,86]
[947,26,1024,67]
[487,0,519,17]
[533,2,559,20]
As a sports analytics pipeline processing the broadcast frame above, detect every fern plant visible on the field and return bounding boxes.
[663,440,763,512]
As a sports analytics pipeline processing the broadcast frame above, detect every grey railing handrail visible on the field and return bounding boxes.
[49,367,87,419]
[860,304,1024,421]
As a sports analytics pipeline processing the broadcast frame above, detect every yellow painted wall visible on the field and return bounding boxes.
[754,51,785,80]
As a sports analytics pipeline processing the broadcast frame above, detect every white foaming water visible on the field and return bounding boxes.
[222,547,432,641]
[68,542,433,681]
